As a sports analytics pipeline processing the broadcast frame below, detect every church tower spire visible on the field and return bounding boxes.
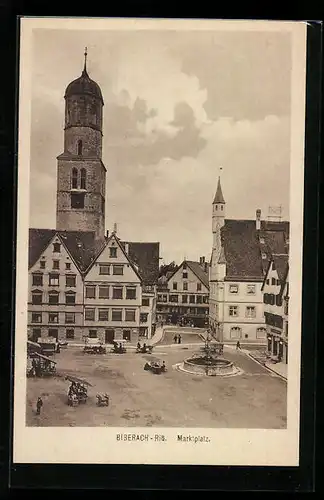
[212,174,226,252]
[56,51,106,241]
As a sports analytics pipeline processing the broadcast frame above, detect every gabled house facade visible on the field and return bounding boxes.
[83,233,142,343]
[209,177,289,343]
[28,230,90,342]
[156,258,209,327]
[262,256,289,363]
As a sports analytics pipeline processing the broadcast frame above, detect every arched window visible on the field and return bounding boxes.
[80,168,86,190]
[230,327,242,339]
[77,140,83,156]
[72,168,78,189]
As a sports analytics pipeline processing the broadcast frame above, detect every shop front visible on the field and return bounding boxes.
[267,328,288,364]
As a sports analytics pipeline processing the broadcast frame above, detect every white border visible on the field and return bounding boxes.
[14,18,307,466]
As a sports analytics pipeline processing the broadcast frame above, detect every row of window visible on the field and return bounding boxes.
[172,281,202,291]
[32,273,77,287]
[158,294,209,304]
[31,289,149,305]
[31,312,76,324]
[228,305,257,318]
[265,277,281,286]
[85,285,140,300]
[229,284,256,295]
[229,326,266,340]
[85,308,137,322]
[263,293,284,307]
[38,260,71,271]
[31,290,76,305]
[36,259,123,274]
[30,328,131,341]
[156,306,209,316]
[31,310,149,324]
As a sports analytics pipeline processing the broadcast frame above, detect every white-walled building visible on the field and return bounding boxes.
[28,229,159,343]
[83,233,142,343]
[157,259,209,327]
[209,177,289,343]
[262,256,289,363]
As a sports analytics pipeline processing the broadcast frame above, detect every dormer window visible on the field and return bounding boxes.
[261,253,267,259]
[221,205,223,211]
[259,237,265,244]
[77,140,83,156]
[80,168,86,189]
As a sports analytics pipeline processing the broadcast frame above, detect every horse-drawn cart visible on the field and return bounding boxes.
[65,375,92,406]
[27,352,57,377]
[83,337,106,354]
[144,360,166,375]
[111,340,127,354]
[84,344,106,354]
[136,343,153,354]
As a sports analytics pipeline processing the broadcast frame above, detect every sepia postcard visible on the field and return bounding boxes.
[14,17,307,466]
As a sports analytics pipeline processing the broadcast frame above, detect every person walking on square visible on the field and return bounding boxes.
[236,340,241,350]
[173,334,178,344]
[36,396,43,416]
[178,334,182,344]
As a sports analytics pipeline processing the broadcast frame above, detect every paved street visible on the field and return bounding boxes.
[26,342,287,429]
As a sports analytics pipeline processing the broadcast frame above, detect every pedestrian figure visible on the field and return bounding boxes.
[31,358,37,377]
[178,334,182,344]
[36,396,43,415]
[137,341,141,350]
[173,334,178,344]
[236,340,241,350]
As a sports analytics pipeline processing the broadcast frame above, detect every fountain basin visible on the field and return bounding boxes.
[183,356,236,376]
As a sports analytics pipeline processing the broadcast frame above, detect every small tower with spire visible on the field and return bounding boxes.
[212,174,226,253]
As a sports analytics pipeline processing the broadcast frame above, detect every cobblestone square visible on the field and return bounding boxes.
[26,343,287,429]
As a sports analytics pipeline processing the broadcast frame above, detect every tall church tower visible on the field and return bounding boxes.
[56,48,106,241]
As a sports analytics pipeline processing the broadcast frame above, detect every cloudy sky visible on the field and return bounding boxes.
[29,26,291,263]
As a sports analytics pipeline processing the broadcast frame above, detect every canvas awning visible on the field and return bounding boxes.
[34,352,57,364]
[27,340,42,353]
[64,375,93,387]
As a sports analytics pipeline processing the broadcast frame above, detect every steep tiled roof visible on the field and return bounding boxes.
[122,241,160,285]
[221,219,289,281]
[186,261,209,289]
[29,228,103,273]
[59,231,104,272]
[273,255,289,283]
[29,229,56,269]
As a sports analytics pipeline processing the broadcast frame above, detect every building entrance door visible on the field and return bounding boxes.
[123,330,131,341]
[48,328,58,340]
[105,329,115,344]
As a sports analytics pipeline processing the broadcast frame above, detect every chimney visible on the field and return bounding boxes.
[199,256,205,266]
[106,230,109,239]
[204,261,208,273]
[125,242,129,254]
[256,209,261,231]
[113,222,117,234]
